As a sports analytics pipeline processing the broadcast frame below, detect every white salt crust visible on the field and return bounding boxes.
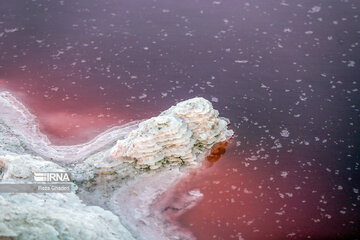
[0,91,233,240]
[0,154,135,240]
[110,97,232,169]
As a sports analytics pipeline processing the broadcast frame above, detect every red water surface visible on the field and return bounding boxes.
[1,80,359,239]
[1,0,359,238]
[163,142,360,240]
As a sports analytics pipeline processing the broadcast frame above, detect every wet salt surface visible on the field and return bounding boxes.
[1,0,359,239]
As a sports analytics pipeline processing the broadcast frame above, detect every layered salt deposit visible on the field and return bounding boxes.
[0,92,232,240]
[110,97,232,169]
[162,97,229,146]
[110,115,196,169]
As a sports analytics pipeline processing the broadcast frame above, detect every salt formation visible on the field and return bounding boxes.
[0,154,135,240]
[110,97,232,169]
[0,154,65,181]
[0,193,135,240]
[162,97,229,146]
[110,115,196,169]
[0,92,233,240]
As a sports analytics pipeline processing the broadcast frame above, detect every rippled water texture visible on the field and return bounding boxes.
[1,0,359,239]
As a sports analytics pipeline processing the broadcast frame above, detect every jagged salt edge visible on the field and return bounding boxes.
[0,91,140,163]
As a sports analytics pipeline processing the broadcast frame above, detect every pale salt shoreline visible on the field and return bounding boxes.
[0,91,233,240]
[0,91,141,163]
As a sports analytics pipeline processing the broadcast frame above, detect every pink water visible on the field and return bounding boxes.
[1,0,359,239]
[0,79,151,145]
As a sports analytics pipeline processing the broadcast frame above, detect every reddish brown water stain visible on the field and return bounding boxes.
[205,141,229,167]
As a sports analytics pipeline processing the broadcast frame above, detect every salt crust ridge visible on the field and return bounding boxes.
[0,91,233,240]
[110,97,232,169]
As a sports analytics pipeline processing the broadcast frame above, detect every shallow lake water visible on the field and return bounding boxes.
[1,0,359,239]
